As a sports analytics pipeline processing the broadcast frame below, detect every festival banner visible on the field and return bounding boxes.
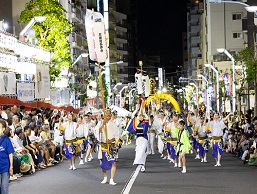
[85,9,108,63]
[35,64,50,99]
[135,73,143,95]
[50,90,61,106]
[0,72,16,95]
[61,90,70,105]
[223,73,232,97]
[209,83,216,102]
[142,75,150,97]
[202,89,207,105]
[17,82,34,102]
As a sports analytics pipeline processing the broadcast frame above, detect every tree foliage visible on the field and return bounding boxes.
[19,0,73,82]
[234,47,257,83]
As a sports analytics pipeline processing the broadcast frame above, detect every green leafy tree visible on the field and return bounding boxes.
[19,0,73,83]
[234,47,257,116]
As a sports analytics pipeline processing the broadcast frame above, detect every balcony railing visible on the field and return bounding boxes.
[71,32,88,50]
[117,34,127,39]
[116,22,127,28]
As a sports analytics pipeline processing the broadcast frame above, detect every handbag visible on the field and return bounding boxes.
[248,157,257,166]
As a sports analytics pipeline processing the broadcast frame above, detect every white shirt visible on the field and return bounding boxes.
[53,123,61,140]
[1,111,8,120]
[210,119,226,137]
[76,123,86,138]
[13,134,24,151]
[94,120,103,141]
[100,120,119,143]
[29,130,38,143]
[64,121,77,140]
[167,121,178,138]
[196,123,206,137]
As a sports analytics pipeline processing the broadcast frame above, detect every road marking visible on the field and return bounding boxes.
[121,165,141,194]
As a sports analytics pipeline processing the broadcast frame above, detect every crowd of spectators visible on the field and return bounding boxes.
[222,110,257,165]
[0,105,66,182]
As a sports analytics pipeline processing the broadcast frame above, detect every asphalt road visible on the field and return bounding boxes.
[9,142,257,194]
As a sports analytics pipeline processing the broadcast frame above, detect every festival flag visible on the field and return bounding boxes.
[223,74,232,97]
[135,73,143,95]
[126,117,139,134]
[85,9,108,63]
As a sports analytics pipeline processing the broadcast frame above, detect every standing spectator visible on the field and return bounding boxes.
[0,119,15,194]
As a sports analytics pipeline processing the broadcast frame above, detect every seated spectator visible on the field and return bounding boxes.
[22,125,45,169]
[9,115,20,133]
[1,105,10,120]
[36,114,43,126]
[42,125,56,161]
[35,126,54,167]
[53,117,64,159]
[12,126,35,174]
[22,116,31,128]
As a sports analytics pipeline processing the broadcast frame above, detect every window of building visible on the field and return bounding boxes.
[233,32,242,39]
[232,13,242,20]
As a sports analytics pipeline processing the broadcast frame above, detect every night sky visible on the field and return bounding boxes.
[138,0,187,70]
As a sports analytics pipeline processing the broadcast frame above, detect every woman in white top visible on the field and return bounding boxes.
[63,113,77,170]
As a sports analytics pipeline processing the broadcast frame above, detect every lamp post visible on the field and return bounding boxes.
[119,86,128,108]
[109,61,123,65]
[112,82,122,105]
[19,16,47,41]
[205,63,220,112]
[217,48,236,113]
[71,53,89,108]
[208,0,257,16]
[198,74,210,116]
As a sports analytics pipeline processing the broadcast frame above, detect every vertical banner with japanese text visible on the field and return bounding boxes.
[35,64,50,99]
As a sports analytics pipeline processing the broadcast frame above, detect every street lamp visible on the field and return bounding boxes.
[19,16,47,41]
[205,63,220,112]
[71,53,89,108]
[217,48,236,113]
[197,74,210,116]
[208,0,257,16]
[109,61,123,65]
[119,86,128,108]
[112,82,122,105]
